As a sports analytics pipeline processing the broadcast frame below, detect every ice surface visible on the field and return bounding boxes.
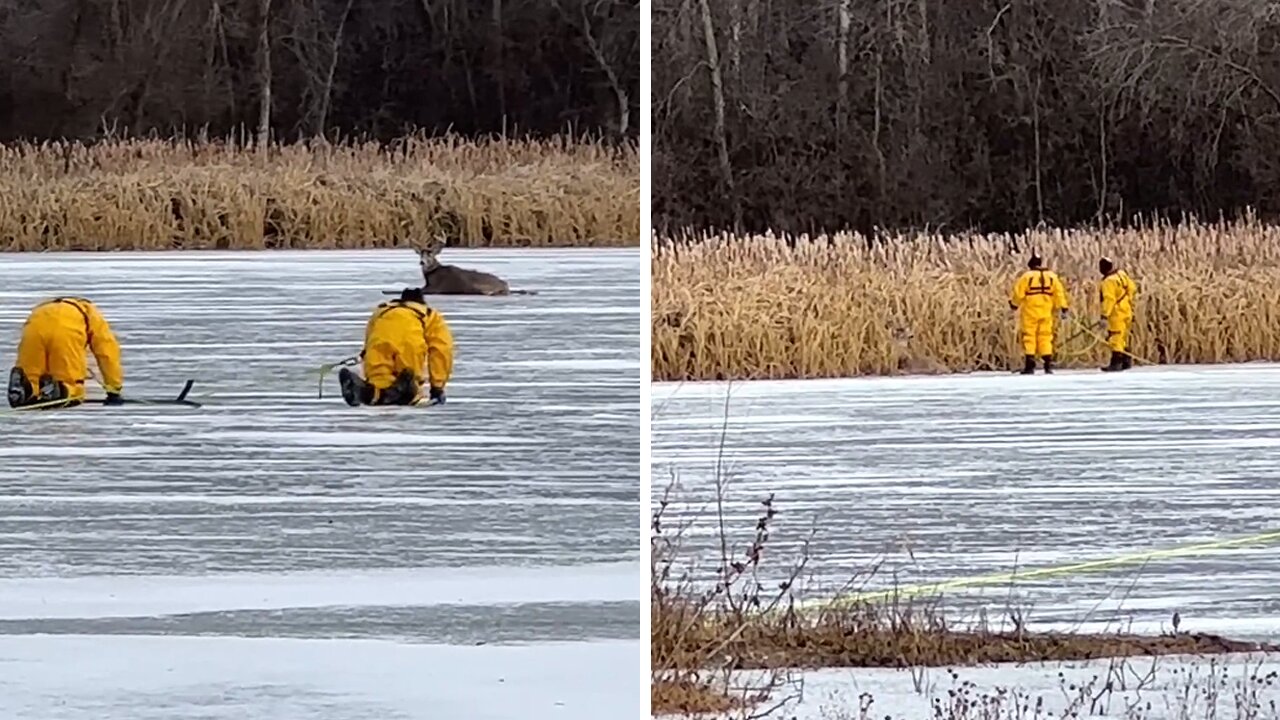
[652,366,1280,641]
[0,561,637,620]
[0,635,640,720]
[0,248,641,718]
[657,653,1280,719]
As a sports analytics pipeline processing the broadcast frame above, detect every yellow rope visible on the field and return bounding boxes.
[1070,316,1160,366]
[1009,313,1156,366]
[315,355,360,399]
[1054,320,1102,361]
[1009,314,1101,363]
[9,365,106,412]
[803,527,1280,610]
[11,395,80,412]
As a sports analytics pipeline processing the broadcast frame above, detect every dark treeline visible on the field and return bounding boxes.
[0,0,639,143]
[653,0,1280,234]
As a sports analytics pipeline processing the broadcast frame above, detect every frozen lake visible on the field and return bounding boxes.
[2,635,639,720]
[0,248,641,718]
[652,365,1280,641]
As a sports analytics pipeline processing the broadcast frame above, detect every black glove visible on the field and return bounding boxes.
[429,386,445,404]
[104,392,125,406]
[1059,309,1069,320]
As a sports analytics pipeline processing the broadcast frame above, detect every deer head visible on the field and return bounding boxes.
[418,234,447,274]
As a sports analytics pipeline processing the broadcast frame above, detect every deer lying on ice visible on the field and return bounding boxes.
[414,236,537,296]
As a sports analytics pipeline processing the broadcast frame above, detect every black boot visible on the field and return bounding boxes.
[379,370,421,406]
[1120,352,1133,371]
[1043,355,1054,374]
[38,375,67,402]
[7,368,32,408]
[1021,355,1036,375]
[1101,351,1123,372]
[338,367,370,407]
[34,374,77,409]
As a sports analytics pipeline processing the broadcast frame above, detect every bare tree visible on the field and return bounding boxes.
[492,0,506,128]
[836,0,851,136]
[1086,0,1280,116]
[652,0,1280,234]
[0,0,639,144]
[257,0,274,149]
[697,0,738,229]
[551,0,636,138]
[282,0,356,137]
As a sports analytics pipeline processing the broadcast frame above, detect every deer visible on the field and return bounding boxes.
[889,326,949,375]
[413,235,538,296]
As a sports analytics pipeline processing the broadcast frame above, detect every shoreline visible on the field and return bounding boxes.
[0,245,641,256]
[651,360,1280,390]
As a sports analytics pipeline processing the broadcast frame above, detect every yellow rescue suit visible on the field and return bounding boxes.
[1099,269,1138,353]
[14,297,124,401]
[361,299,454,403]
[1010,269,1070,357]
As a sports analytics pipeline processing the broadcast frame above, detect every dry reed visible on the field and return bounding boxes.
[0,135,638,251]
[652,215,1280,382]
[812,657,1280,720]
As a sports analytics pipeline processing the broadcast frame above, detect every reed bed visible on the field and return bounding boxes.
[652,216,1280,382]
[0,135,638,251]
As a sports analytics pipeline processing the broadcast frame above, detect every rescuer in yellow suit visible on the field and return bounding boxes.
[1009,255,1071,375]
[7,296,125,408]
[1097,257,1139,372]
[339,287,454,407]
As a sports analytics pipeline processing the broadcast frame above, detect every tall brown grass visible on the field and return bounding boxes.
[652,215,1280,382]
[0,135,638,251]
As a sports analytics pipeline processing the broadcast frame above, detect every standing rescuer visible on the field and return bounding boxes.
[1009,254,1071,375]
[7,296,125,408]
[1097,256,1139,372]
[339,286,454,407]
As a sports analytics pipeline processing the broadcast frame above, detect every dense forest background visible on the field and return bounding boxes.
[0,0,639,143]
[653,0,1280,234]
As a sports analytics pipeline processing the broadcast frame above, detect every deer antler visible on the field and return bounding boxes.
[412,233,447,258]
